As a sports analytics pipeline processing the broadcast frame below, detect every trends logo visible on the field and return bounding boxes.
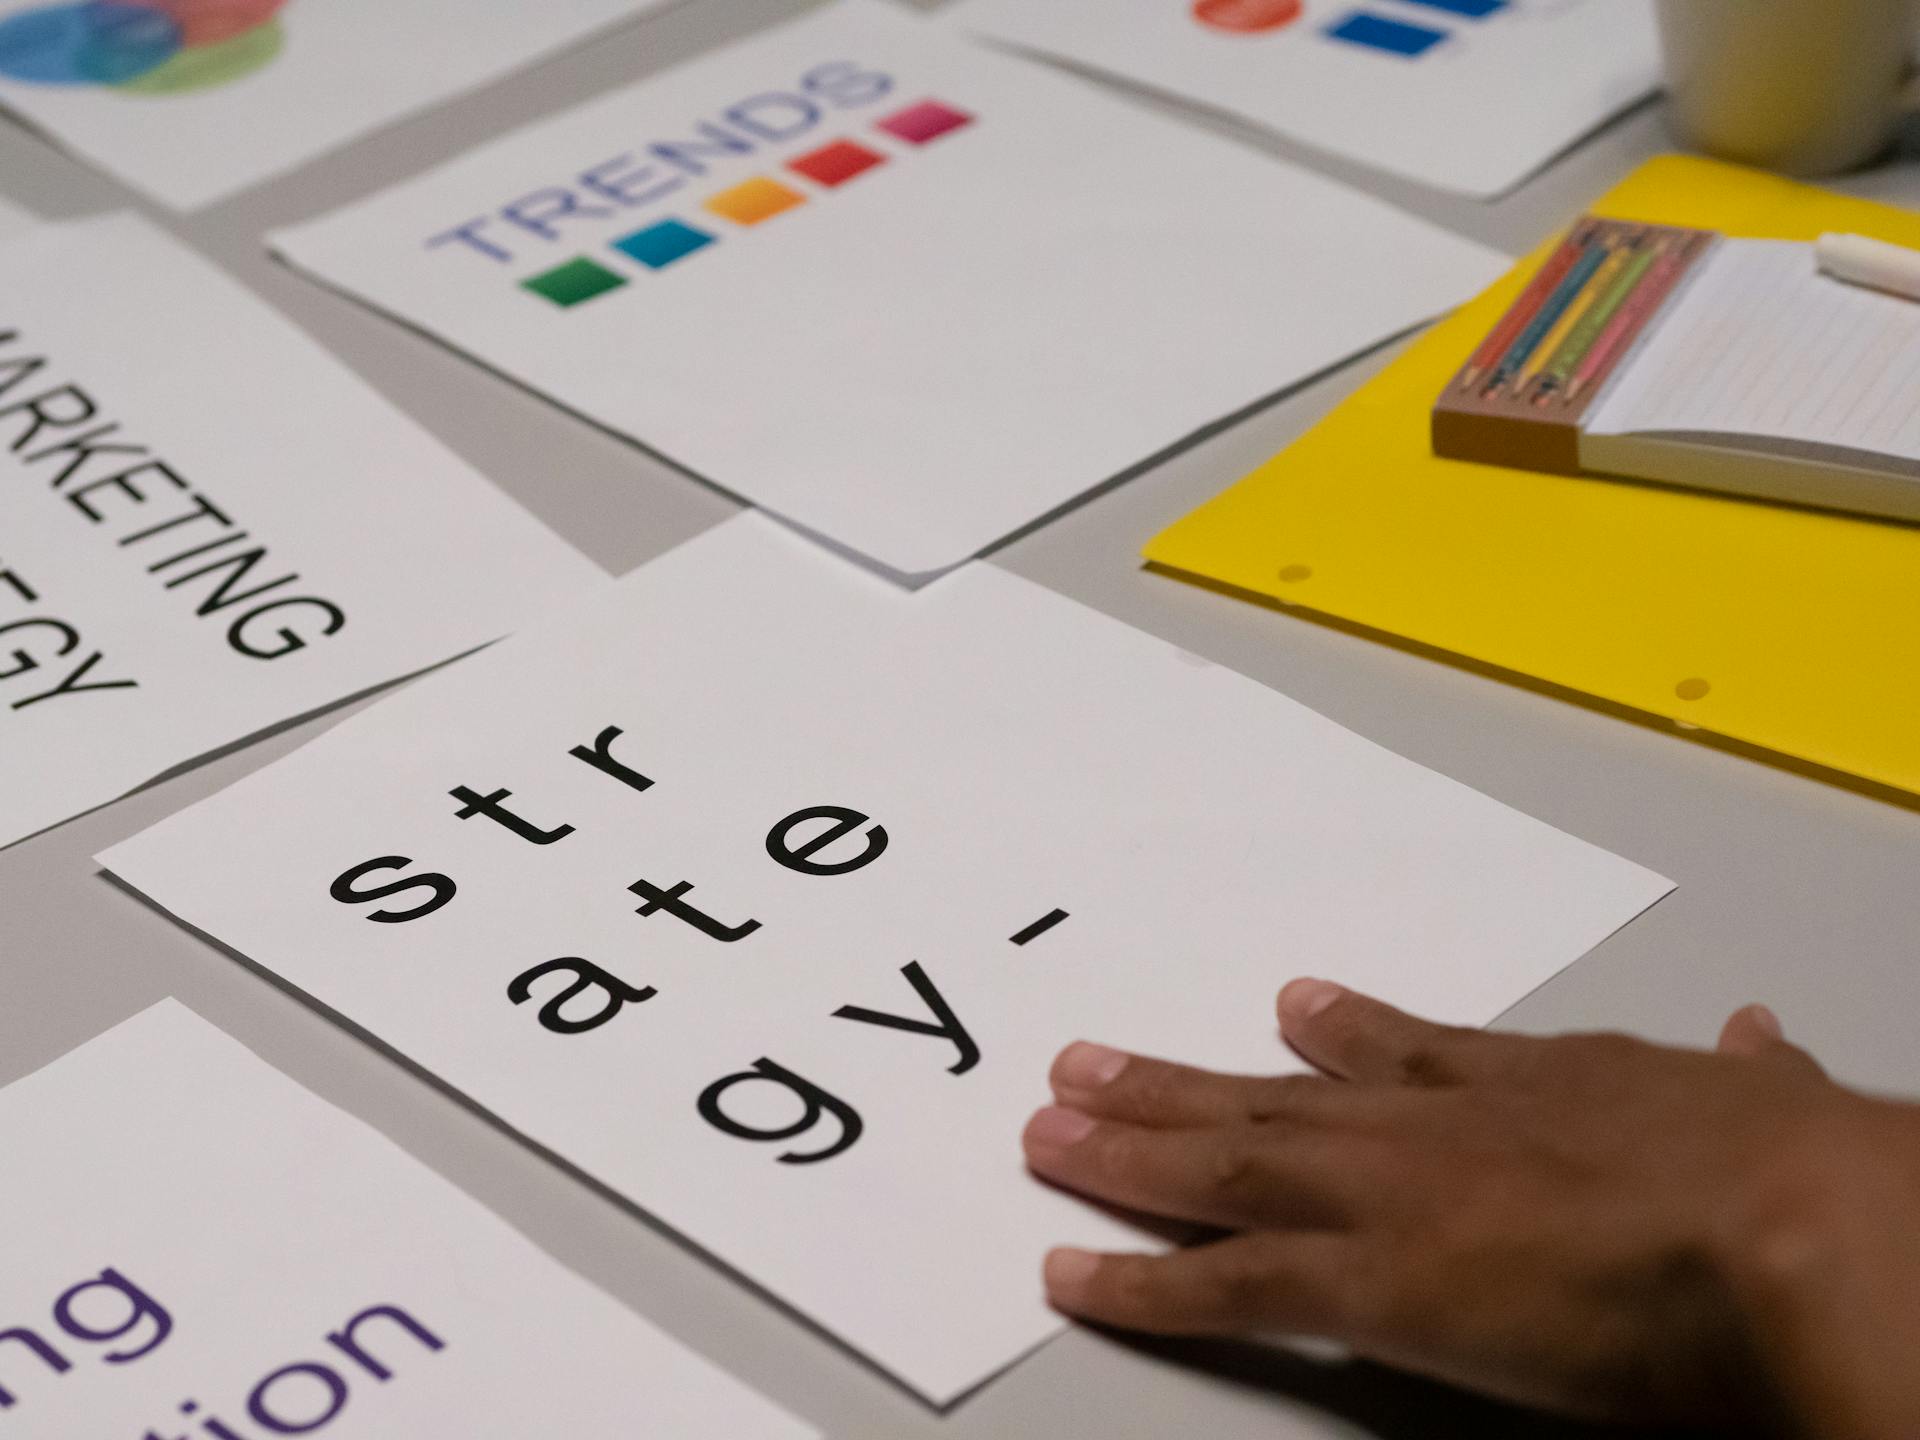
[416,62,979,311]
[520,97,974,309]
[0,0,289,95]
[522,98,975,309]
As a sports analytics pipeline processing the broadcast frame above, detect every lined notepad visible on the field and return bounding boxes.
[1588,238,1920,475]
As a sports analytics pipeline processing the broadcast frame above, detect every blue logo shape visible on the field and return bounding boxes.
[1325,10,1450,56]
[0,2,183,86]
[614,219,717,271]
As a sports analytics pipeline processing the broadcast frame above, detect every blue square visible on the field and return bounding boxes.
[1398,0,1505,15]
[1325,11,1450,56]
[614,219,716,271]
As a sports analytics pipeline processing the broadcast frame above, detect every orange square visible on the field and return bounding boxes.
[704,177,807,227]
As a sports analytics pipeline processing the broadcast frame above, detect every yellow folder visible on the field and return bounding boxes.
[1144,155,1920,805]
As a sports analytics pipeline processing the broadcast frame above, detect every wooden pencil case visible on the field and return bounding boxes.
[1433,217,1718,475]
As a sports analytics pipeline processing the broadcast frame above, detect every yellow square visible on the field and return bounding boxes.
[704,177,808,227]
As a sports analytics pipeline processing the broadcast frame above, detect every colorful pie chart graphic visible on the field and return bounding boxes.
[1193,0,1305,33]
[0,0,288,94]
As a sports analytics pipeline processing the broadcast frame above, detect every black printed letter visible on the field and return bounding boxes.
[697,1059,863,1164]
[833,961,979,1075]
[508,958,657,1035]
[765,806,888,877]
[628,878,761,942]
[449,786,575,845]
[329,857,457,924]
[568,726,654,794]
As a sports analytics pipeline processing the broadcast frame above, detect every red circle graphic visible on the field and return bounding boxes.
[1193,0,1305,33]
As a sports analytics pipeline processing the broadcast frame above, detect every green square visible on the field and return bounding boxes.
[523,258,626,308]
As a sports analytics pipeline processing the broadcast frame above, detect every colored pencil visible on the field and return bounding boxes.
[1531,235,1662,405]
[1564,239,1696,404]
[1513,238,1631,395]
[1457,220,1596,391]
[1485,238,1610,395]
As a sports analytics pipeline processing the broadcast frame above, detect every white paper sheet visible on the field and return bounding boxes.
[0,213,600,850]
[1588,238,1920,464]
[0,0,680,209]
[949,0,1661,199]
[271,0,1508,582]
[101,514,1675,1404]
[0,1002,813,1439]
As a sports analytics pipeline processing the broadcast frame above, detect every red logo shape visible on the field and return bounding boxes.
[153,0,287,47]
[1193,0,1304,33]
[790,139,888,188]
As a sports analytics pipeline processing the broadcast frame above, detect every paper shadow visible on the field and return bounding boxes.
[1095,1329,1722,1440]
[0,645,488,856]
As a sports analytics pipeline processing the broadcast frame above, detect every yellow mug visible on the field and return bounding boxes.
[1657,0,1920,175]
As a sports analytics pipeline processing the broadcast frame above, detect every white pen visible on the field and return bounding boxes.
[1815,232,1920,303]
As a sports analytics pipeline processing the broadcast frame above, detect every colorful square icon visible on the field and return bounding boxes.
[704,176,808,227]
[1325,11,1450,55]
[1398,0,1506,14]
[614,219,717,270]
[522,257,627,307]
[877,100,974,146]
[789,139,888,188]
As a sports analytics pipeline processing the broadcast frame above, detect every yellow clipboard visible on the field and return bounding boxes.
[1144,156,1920,806]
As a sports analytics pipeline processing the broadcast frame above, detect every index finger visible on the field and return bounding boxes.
[1279,980,1521,1088]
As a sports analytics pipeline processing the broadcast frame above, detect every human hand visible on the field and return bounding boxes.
[1024,983,1920,1436]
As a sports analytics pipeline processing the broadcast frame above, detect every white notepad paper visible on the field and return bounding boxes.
[1583,238,1920,519]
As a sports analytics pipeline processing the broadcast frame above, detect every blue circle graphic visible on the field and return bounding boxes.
[0,2,182,86]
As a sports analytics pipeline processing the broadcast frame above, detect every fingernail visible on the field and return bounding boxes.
[1025,1105,1096,1151]
[1044,1247,1101,1304]
[1281,978,1345,1022]
[1054,1041,1129,1094]
[1747,1005,1784,1040]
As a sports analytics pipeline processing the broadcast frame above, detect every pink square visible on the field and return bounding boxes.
[877,100,974,146]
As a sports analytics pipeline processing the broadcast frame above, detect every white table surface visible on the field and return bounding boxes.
[3,3,1918,1436]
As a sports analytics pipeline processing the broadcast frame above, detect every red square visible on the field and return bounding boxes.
[789,139,888,188]
[877,100,975,146]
